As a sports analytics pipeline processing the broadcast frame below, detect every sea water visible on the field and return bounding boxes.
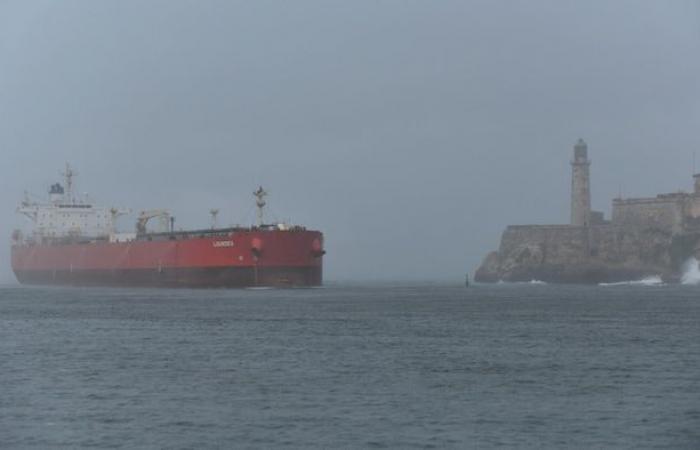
[1,282,698,448]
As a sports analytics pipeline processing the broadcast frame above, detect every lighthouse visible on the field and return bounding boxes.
[571,139,592,227]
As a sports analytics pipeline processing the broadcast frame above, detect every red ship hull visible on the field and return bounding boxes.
[11,229,323,288]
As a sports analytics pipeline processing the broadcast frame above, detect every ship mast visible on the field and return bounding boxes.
[61,163,77,204]
[210,209,219,229]
[254,186,267,227]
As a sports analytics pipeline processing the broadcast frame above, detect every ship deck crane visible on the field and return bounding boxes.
[136,209,171,234]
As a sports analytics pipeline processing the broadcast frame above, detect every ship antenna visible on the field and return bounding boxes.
[110,208,119,234]
[254,186,268,227]
[61,163,77,204]
[210,209,219,229]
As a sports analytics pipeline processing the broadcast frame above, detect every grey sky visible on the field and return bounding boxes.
[1,0,699,283]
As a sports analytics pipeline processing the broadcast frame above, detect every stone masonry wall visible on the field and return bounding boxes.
[612,197,684,233]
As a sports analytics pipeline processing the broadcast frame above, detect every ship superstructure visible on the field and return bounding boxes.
[11,166,324,288]
[16,165,130,242]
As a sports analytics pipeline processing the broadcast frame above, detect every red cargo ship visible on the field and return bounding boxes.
[11,166,324,288]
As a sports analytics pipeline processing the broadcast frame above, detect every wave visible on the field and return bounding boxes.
[681,258,700,285]
[496,279,547,285]
[599,276,664,287]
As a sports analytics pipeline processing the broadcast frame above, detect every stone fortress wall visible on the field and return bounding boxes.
[475,141,700,283]
[611,184,700,233]
[612,196,685,233]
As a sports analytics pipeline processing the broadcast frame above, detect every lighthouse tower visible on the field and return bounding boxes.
[571,139,592,227]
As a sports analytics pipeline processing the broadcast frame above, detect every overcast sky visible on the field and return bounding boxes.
[1,0,699,283]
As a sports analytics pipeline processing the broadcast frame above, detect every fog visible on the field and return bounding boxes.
[1,1,698,283]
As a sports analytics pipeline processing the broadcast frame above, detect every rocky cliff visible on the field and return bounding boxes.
[475,224,700,284]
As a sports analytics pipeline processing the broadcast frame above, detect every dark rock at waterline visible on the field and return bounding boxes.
[475,226,700,285]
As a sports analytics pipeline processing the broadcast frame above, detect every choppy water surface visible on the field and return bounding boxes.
[1,283,699,449]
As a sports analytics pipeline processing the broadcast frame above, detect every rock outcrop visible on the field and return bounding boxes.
[475,224,700,284]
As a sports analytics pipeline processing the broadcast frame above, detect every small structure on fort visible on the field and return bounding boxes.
[475,140,700,284]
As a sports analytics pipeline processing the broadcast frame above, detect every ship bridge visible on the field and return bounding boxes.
[17,164,129,240]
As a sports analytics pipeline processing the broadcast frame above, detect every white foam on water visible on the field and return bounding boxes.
[599,276,664,287]
[681,258,700,285]
[637,276,664,286]
[494,279,547,286]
